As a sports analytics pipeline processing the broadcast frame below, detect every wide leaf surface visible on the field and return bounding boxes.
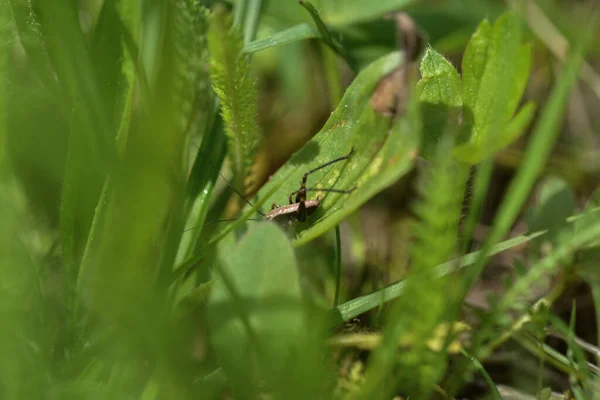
[232,51,420,246]
[207,223,304,396]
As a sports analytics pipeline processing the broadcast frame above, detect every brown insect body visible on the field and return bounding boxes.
[265,199,320,224]
[264,148,356,227]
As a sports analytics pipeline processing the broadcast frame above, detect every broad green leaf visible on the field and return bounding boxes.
[415,12,532,164]
[418,48,463,107]
[453,101,535,163]
[462,15,594,294]
[461,19,492,128]
[218,51,419,246]
[206,223,304,396]
[417,47,462,158]
[455,12,532,163]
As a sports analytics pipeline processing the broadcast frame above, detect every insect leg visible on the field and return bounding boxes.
[288,190,299,204]
[295,147,355,203]
[305,187,356,194]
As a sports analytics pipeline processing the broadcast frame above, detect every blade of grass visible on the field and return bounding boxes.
[243,0,262,44]
[461,350,502,400]
[336,206,599,322]
[243,23,320,53]
[299,1,352,67]
[513,333,597,381]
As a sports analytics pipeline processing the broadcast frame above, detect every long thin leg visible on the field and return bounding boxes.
[302,147,355,183]
[288,190,299,204]
[305,187,356,194]
[295,147,355,203]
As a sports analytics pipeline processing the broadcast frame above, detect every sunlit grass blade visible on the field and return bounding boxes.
[336,206,600,322]
[243,23,320,53]
[298,1,352,66]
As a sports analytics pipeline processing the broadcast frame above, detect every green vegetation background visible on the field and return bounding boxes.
[0,0,599,399]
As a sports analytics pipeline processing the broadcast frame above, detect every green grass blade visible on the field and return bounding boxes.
[461,350,502,400]
[243,0,263,43]
[243,23,320,53]
[299,1,351,66]
[336,206,599,322]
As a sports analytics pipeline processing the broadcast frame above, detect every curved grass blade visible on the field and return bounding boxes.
[298,1,351,65]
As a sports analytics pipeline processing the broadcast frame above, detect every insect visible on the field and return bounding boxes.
[186,147,356,231]
[263,147,356,226]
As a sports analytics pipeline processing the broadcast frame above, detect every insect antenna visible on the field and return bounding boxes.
[304,147,355,177]
[194,149,266,217]
[182,152,267,234]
